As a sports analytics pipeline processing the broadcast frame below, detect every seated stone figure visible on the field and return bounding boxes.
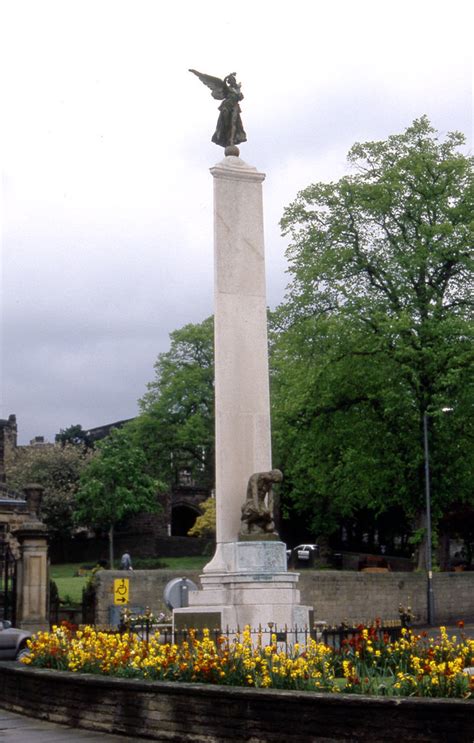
[240,469,283,537]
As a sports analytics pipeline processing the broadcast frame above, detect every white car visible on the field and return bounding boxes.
[0,620,31,660]
[294,544,319,560]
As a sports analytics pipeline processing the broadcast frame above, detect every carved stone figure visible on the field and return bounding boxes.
[189,69,247,150]
[240,469,283,537]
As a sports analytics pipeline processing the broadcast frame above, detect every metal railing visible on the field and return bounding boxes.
[0,539,17,624]
[320,620,403,649]
[117,608,404,653]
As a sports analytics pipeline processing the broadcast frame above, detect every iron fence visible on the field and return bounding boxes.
[117,608,404,653]
[0,539,16,624]
[320,621,403,650]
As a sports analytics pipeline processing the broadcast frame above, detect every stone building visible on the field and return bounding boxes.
[85,419,211,542]
[3,415,212,560]
[0,416,25,550]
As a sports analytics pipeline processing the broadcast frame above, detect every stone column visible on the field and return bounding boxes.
[210,155,272,551]
[14,485,49,633]
[173,153,312,633]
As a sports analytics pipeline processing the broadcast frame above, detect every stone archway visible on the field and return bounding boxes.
[171,503,201,537]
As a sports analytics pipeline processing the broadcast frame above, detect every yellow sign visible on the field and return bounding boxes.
[113,577,130,605]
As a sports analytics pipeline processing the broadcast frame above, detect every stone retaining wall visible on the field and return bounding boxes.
[297,571,474,624]
[95,569,474,626]
[0,663,472,742]
[94,569,202,625]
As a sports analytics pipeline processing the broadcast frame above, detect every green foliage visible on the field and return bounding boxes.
[188,496,216,538]
[75,426,161,530]
[75,426,162,566]
[82,578,97,623]
[273,117,474,549]
[5,443,93,537]
[49,579,60,607]
[55,424,93,449]
[136,316,214,488]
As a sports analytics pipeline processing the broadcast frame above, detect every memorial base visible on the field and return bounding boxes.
[173,542,312,642]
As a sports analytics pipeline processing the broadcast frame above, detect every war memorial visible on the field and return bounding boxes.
[171,70,312,637]
[0,72,473,742]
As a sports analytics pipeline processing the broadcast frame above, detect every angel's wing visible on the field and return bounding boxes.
[189,69,226,100]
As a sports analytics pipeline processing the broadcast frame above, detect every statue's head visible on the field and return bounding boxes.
[225,73,238,86]
[269,469,283,483]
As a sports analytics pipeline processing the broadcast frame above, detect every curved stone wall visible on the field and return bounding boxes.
[0,662,472,742]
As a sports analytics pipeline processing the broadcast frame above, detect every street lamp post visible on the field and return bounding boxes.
[422,412,435,625]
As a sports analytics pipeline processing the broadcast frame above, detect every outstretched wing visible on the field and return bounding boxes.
[189,69,226,100]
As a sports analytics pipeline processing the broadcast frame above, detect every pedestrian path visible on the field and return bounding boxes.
[0,708,136,742]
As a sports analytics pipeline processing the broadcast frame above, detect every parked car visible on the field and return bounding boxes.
[294,544,319,560]
[0,620,31,661]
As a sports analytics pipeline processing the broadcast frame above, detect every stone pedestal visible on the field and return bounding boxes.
[175,541,312,637]
[14,521,49,633]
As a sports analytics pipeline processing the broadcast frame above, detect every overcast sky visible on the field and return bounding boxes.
[1,0,472,444]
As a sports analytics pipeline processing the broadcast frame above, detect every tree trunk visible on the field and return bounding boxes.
[108,524,114,569]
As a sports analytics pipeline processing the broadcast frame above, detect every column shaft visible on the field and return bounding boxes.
[211,156,272,544]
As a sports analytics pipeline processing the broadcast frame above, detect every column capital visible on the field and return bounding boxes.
[210,156,265,183]
[13,522,48,542]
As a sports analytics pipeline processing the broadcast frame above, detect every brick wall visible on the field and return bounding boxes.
[0,663,472,742]
[95,569,474,627]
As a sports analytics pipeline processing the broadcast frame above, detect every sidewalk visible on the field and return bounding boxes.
[0,708,137,742]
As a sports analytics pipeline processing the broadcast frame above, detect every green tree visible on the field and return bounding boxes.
[272,117,473,564]
[55,424,92,449]
[75,426,161,567]
[5,443,93,537]
[136,316,214,489]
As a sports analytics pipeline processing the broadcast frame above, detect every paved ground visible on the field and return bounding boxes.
[0,708,137,742]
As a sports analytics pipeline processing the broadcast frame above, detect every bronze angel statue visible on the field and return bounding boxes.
[189,69,247,149]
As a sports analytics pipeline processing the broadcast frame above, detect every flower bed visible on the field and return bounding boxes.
[22,620,474,699]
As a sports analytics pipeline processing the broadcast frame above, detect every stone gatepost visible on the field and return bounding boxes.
[13,484,49,633]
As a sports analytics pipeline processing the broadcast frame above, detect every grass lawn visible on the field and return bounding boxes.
[50,556,208,603]
[157,556,207,571]
[50,564,88,604]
